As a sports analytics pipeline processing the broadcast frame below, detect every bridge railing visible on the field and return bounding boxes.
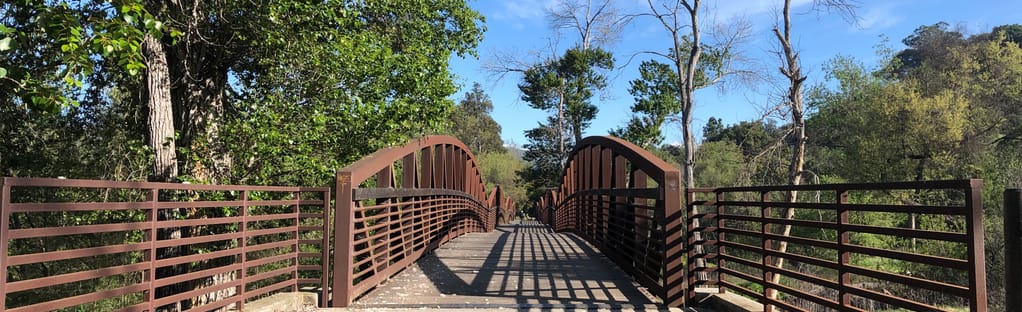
[536,136,685,307]
[487,185,517,225]
[687,180,986,312]
[0,177,330,312]
[332,135,497,306]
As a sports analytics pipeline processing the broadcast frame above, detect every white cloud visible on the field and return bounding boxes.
[856,5,901,31]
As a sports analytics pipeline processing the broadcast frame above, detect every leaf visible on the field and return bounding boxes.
[0,37,11,51]
[0,67,6,79]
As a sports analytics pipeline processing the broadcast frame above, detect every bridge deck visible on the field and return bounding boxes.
[345,220,676,311]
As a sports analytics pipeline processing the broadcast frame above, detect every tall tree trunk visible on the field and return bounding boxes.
[167,33,236,308]
[675,0,704,282]
[169,43,231,184]
[144,33,177,182]
[771,0,808,299]
[557,90,567,166]
[144,32,186,312]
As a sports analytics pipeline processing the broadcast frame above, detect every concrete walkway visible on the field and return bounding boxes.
[340,220,678,311]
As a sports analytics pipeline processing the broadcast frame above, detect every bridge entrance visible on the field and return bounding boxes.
[0,135,993,312]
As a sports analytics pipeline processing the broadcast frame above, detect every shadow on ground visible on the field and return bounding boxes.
[350,220,672,311]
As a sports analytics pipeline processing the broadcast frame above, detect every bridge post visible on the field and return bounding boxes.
[662,171,685,307]
[1007,189,1021,312]
[332,171,355,307]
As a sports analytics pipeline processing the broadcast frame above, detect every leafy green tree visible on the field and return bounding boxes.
[519,46,614,156]
[449,83,506,154]
[3,0,484,186]
[519,117,571,201]
[611,60,681,149]
[477,152,528,207]
[693,140,742,187]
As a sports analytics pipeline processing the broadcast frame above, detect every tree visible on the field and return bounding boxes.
[519,117,571,201]
[519,46,614,157]
[547,0,627,50]
[694,140,743,187]
[477,152,528,208]
[643,0,745,189]
[449,83,506,154]
[611,60,681,149]
[2,1,486,309]
[767,1,858,297]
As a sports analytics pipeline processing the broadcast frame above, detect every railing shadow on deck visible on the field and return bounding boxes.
[351,221,671,311]
[331,135,514,307]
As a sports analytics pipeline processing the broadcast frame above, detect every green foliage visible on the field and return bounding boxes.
[477,152,528,207]
[611,60,681,149]
[449,83,507,154]
[0,1,162,111]
[519,46,614,143]
[693,141,742,187]
[519,118,571,201]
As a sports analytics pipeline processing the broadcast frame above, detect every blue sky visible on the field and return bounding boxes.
[448,0,1022,147]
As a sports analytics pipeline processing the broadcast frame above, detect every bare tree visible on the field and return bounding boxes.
[769,0,858,302]
[547,0,629,50]
[644,0,751,188]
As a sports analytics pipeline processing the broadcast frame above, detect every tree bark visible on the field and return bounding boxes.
[771,0,808,299]
[144,33,177,183]
[144,32,188,312]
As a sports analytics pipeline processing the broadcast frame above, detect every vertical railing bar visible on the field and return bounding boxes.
[1007,188,1021,312]
[292,190,301,293]
[965,180,987,312]
[662,170,684,307]
[238,189,249,310]
[717,191,726,295]
[332,171,354,307]
[685,189,695,303]
[837,189,850,308]
[0,178,7,312]
[146,187,158,311]
[760,190,773,312]
[320,188,330,308]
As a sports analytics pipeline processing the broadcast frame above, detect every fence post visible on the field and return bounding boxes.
[320,188,331,308]
[1,178,10,312]
[1006,189,1021,312]
[966,179,987,312]
[332,171,355,307]
[662,170,685,307]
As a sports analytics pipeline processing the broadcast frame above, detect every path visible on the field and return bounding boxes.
[344,220,677,311]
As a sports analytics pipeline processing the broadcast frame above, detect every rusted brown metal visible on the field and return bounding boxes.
[1007,189,1022,312]
[686,180,987,312]
[541,136,685,307]
[0,177,330,312]
[330,135,501,307]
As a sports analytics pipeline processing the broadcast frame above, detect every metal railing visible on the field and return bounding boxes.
[1004,189,1021,312]
[0,177,330,312]
[488,185,517,225]
[687,180,987,312]
[536,136,685,307]
[331,135,507,307]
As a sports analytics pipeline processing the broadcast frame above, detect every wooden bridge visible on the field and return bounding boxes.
[0,135,1009,312]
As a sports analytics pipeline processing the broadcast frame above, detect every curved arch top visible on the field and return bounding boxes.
[562,135,679,182]
[339,135,485,191]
